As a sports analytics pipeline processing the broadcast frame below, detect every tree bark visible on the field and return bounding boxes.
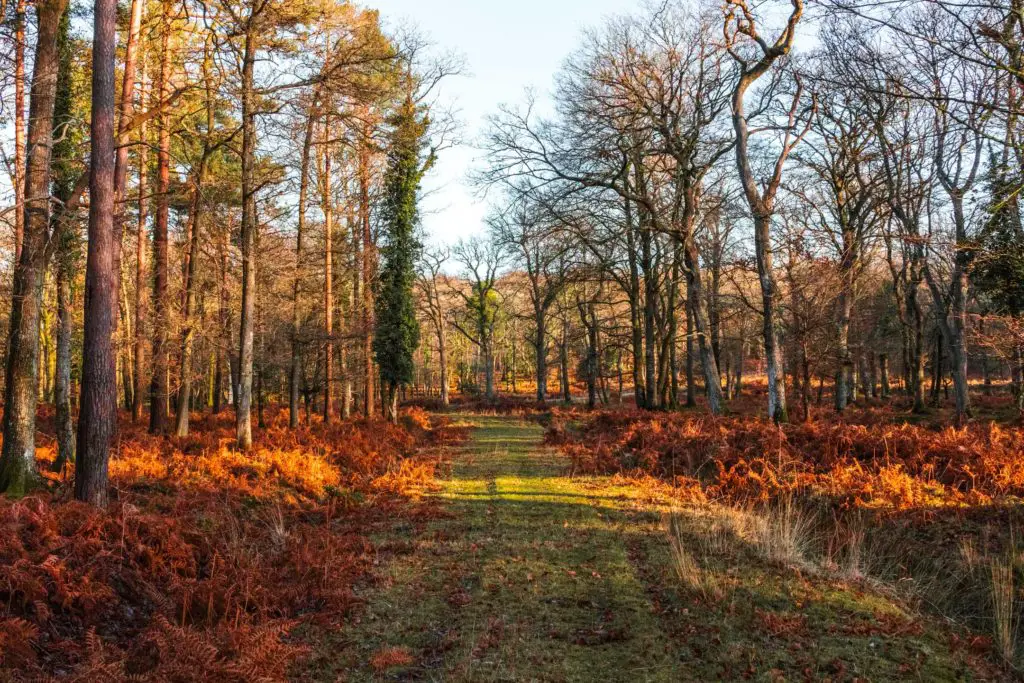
[75,0,118,507]
[132,72,149,423]
[359,134,375,417]
[683,240,724,414]
[13,0,26,264]
[173,175,204,436]
[236,26,258,450]
[534,313,547,403]
[727,3,802,423]
[753,214,788,423]
[213,232,228,414]
[290,101,315,428]
[149,0,171,434]
[53,255,74,472]
[322,123,334,424]
[0,0,68,495]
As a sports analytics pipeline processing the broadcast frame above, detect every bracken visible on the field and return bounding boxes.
[0,407,465,681]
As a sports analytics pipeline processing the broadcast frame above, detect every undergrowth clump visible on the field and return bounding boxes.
[552,408,1024,671]
[548,409,1024,508]
[0,407,465,681]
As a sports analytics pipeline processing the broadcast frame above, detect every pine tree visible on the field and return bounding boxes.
[374,93,433,422]
[975,151,1024,409]
[975,152,1024,318]
[51,4,81,472]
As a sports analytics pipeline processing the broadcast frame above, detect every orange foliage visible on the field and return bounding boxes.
[0,407,464,681]
[369,645,415,671]
[548,410,1024,509]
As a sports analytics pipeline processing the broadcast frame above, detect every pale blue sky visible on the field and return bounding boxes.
[370,0,641,245]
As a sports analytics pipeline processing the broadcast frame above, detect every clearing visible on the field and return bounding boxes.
[311,414,988,682]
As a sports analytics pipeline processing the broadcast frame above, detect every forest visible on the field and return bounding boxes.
[1,0,1024,679]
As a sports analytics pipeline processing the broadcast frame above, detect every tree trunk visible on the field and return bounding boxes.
[560,320,571,404]
[213,234,228,414]
[1013,342,1024,412]
[835,287,852,412]
[624,198,645,409]
[684,240,724,415]
[75,0,117,507]
[908,282,927,413]
[384,382,399,424]
[13,0,26,264]
[322,125,334,424]
[534,313,547,403]
[236,26,258,450]
[149,0,171,434]
[438,321,449,407]
[290,102,315,429]
[113,0,143,245]
[483,339,496,400]
[685,299,696,408]
[641,230,658,410]
[132,93,148,423]
[53,259,74,472]
[0,0,67,495]
[359,136,375,417]
[582,302,598,410]
[753,216,788,423]
[173,182,203,437]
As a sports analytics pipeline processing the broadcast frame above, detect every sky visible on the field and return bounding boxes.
[369,0,640,247]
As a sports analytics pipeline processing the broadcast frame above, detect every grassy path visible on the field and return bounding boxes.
[318,414,680,681]
[309,414,984,682]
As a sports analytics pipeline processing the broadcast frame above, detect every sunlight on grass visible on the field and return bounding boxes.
[312,414,1003,682]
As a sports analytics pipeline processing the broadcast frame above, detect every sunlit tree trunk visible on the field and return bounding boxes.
[726,0,803,423]
[149,0,172,434]
[322,122,335,424]
[213,233,228,414]
[359,131,375,416]
[290,101,316,428]
[236,26,258,449]
[173,72,211,437]
[0,0,68,495]
[75,0,118,507]
[13,0,26,264]
[51,6,75,472]
[133,69,149,423]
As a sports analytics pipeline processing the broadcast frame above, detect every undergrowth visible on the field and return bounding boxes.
[549,407,1024,673]
[0,406,465,681]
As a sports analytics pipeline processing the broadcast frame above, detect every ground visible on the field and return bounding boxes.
[306,413,990,682]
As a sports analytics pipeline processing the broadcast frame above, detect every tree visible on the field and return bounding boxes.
[149,0,172,435]
[51,4,81,472]
[724,0,813,424]
[975,150,1024,409]
[75,0,119,506]
[0,0,70,495]
[798,33,883,413]
[374,92,431,421]
[490,197,568,404]
[452,239,504,400]
[417,247,451,406]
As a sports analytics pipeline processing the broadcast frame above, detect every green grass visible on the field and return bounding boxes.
[301,414,992,682]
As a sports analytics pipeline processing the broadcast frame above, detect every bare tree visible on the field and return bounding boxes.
[451,238,504,400]
[723,0,814,423]
[417,246,452,406]
[490,197,569,404]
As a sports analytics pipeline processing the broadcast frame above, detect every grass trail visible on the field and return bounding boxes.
[308,414,984,682]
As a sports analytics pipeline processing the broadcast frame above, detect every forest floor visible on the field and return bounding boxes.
[308,413,991,682]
